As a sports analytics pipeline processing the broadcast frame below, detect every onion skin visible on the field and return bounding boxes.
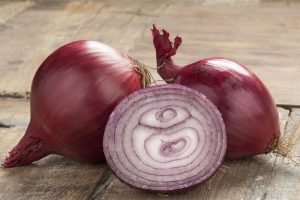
[151,25,280,160]
[104,84,226,192]
[2,40,143,168]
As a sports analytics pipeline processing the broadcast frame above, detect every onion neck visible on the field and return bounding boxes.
[157,59,181,83]
[128,56,153,88]
[151,25,182,83]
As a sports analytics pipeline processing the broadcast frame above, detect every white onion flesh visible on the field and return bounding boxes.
[103,84,226,192]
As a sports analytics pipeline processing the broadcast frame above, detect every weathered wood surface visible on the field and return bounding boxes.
[1,0,300,199]
[0,98,112,200]
[131,3,300,106]
[1,98,299,200]
[101,108,300,200]
[0,0,300,105]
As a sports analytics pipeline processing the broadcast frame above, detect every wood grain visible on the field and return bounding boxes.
[0,98,111,200]
[130,4,300,106]
[264,108,300,200]
[95,108,300,200]
[0,0,300,105]
[0,1,34,25]
[0,98,29,128]
[1,1,300,200]
[1,89,297,200]
[0,0,168,99]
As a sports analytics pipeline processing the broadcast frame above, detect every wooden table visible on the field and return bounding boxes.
[0,0,299,199]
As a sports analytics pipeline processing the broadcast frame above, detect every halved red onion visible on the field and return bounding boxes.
[103,84,226,192]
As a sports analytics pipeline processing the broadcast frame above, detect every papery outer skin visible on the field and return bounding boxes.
[3,40,141,167]
[152,26,280,159]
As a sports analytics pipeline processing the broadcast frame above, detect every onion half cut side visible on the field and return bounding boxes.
[103,84,226,192]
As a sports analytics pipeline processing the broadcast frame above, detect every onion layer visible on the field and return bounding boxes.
[151,25,280,160]
[103,84,226,192]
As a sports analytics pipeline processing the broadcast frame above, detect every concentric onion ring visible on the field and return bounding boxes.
[103,84,226,192]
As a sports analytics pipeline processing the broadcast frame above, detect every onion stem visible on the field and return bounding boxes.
[129,56,171,87]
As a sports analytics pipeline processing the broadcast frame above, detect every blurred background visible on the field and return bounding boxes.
[0,0,300,106]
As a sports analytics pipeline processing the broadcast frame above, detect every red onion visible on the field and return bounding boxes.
[151,25,280,160]
[2,40,151,168]
[103,84,226,192]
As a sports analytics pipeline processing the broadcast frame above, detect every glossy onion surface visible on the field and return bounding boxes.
[3,40,142,168]
[104,84,226,192]
[152,25,280,159]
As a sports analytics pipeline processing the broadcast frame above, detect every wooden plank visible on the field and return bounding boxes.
[130,4,300,106]
[71,0,169,52]
[96,107,300,200]
[0,1,169,198]
[0,0,104,98]
[0,98,29,128]
[0,141,109,200]
[264,108,300,199]
[0,98,111,200]
[1,1,300,199]
[0,103,296,200]
[0,1,34,25]
[2,0,300,106]
[286,108,300,154]
[201,0,259,6]
[0,0,168,99]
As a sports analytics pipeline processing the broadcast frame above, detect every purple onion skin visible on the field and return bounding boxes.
[152,25,280,160]
[2,40,142,168]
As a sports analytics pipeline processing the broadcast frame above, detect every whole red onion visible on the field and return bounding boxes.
[3,40,150,168]
[104,84,226,192]
[151,25,280,159]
